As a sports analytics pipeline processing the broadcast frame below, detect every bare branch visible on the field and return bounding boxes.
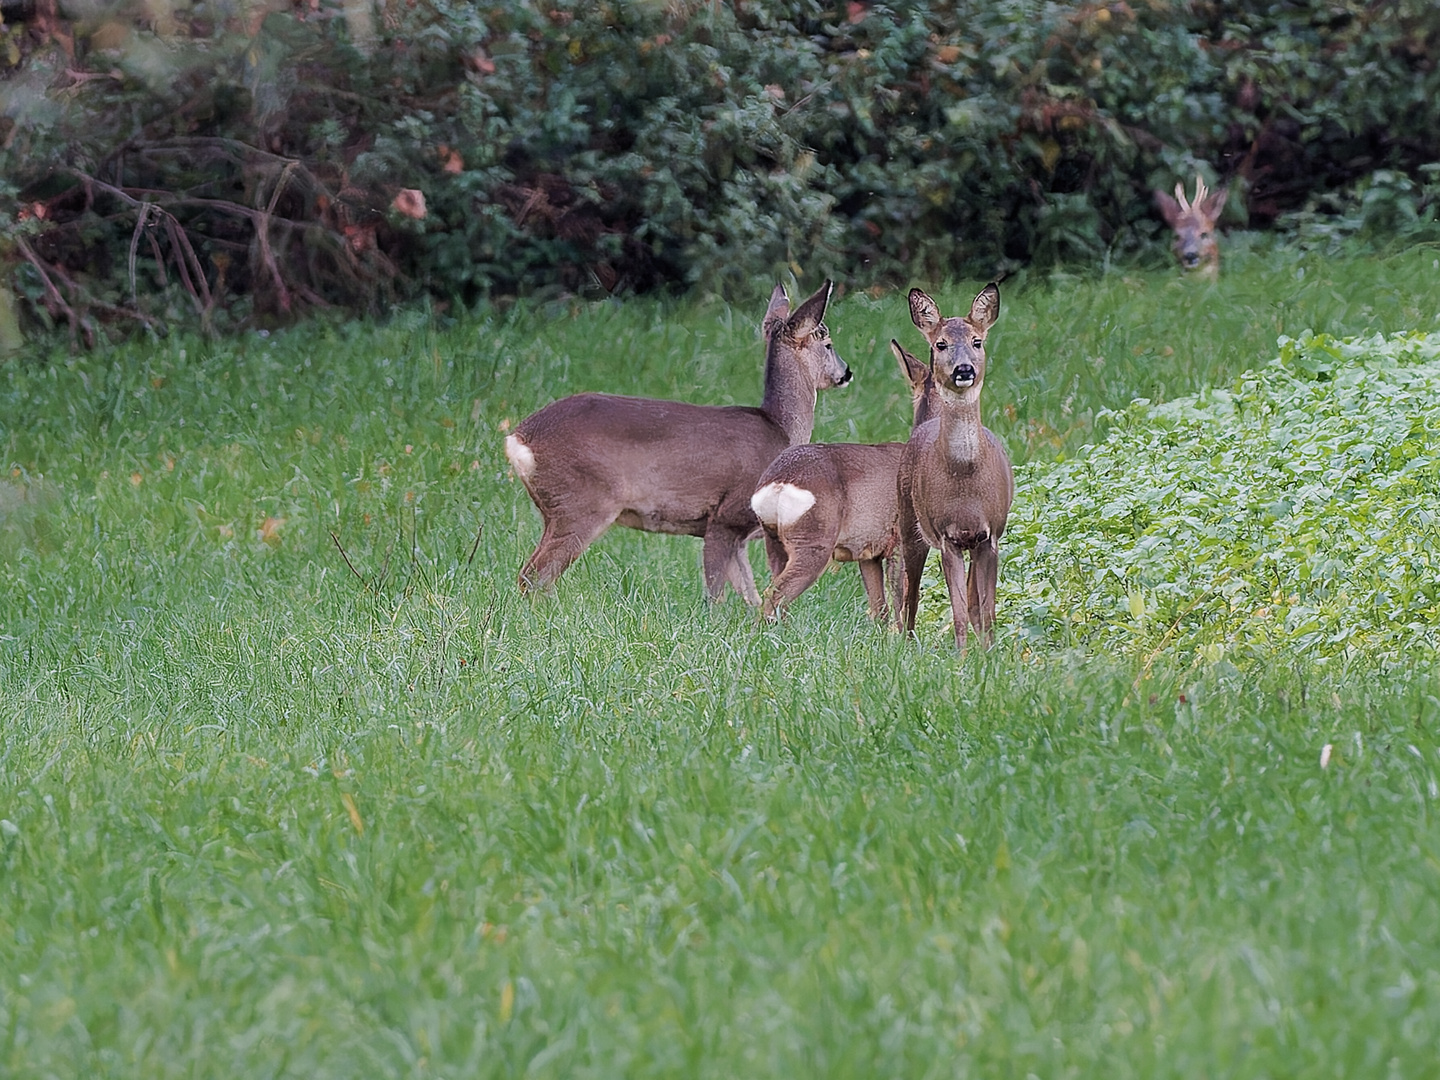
[128,201,153,308]
[146,220,169,289]
[14,236,80,344]
[162,215,207,316]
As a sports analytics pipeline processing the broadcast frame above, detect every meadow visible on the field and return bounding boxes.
[2,242,1439,1078]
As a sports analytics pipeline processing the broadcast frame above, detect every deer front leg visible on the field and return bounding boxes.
[884,553,903,629]
[969,538,1000,646]
[939,540,970,653]
[858,558,889,622]
[703,524,761,606]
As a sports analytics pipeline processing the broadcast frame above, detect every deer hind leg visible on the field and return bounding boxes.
[518,513,615,593]
[760,499,838,618]
[703,524,761,606]
[762,541,833,620]
[940,541,971,653]
[762,529,788,581]
[858,558,889,622]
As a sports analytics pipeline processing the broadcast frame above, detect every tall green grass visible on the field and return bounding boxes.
[2,244,1439,1077]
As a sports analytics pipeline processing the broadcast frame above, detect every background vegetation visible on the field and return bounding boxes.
[2,0,1439,343]
[2,249,1439,1076]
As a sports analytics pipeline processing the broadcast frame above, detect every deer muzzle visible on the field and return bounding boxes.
[950,362,976,388]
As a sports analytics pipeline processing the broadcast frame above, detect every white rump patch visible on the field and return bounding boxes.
[751,482,816,528]
[504,434,535,479]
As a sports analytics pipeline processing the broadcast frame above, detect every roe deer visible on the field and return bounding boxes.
[504,281,851,602]
[750,340,934,621]
[896,283,1014,652]
[1154,174,1228,277]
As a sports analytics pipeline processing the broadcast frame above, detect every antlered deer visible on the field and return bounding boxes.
[505,281,851,602]
[750,340,934,621]
[1154,174,1228,277]
[896,284,1014,652]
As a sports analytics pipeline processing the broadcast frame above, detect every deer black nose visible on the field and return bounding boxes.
[1183,252,1200,267]
[837,367,853,386]
[952,363,976,388]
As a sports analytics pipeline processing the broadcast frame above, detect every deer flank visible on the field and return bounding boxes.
[896,283,1014,652]
[506,281,851,602]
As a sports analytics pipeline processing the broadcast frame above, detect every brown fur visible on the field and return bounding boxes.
[506,281,851,602]
[896,284,1015,652]
[1154,174,1228,277]
[751,341,934,621]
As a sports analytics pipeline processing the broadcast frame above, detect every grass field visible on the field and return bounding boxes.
[2,244,1439,1077]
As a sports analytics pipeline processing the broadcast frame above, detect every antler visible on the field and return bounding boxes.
[1174,174,1211,214]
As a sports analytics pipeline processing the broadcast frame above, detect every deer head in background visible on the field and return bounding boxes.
[1154,175,1228,277]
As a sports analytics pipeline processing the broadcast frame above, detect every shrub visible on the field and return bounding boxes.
[1,0,1437,340]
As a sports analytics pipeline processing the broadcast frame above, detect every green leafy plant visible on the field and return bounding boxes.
[975,330,1440,665]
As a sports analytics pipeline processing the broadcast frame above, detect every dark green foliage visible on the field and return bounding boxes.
[2,0,1438,339]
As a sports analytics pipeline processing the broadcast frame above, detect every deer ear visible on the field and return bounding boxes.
[890,339,928,389]
[762,283,790,337]
[787,280,833,338]
[908,289,941,336]
[1153,189,1182,227]
[968,283,1000,332]
[1200,186,1229,221]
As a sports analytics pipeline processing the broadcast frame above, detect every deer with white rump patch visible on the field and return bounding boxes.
[896,283,1014,651]
[750,340,934,621]
[1154,174,1228,277]
[505,281,851,601]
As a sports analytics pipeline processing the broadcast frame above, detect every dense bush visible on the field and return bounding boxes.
[1,0,1437,341]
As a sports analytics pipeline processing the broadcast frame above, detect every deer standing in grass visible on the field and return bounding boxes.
[505,281,851,602]
[1154,174,1228,277]
[750,340,934,621]
[896,283,1014,652]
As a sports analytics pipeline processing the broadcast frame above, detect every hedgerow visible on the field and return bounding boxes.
[1,0,1437,341]
[991,330,1440,666]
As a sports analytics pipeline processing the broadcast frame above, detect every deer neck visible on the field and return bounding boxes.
[760,340,817,445]
[938,394,985,466]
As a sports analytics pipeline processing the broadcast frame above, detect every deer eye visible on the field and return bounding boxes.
[972,338,982,349]
[935,341,948,351]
